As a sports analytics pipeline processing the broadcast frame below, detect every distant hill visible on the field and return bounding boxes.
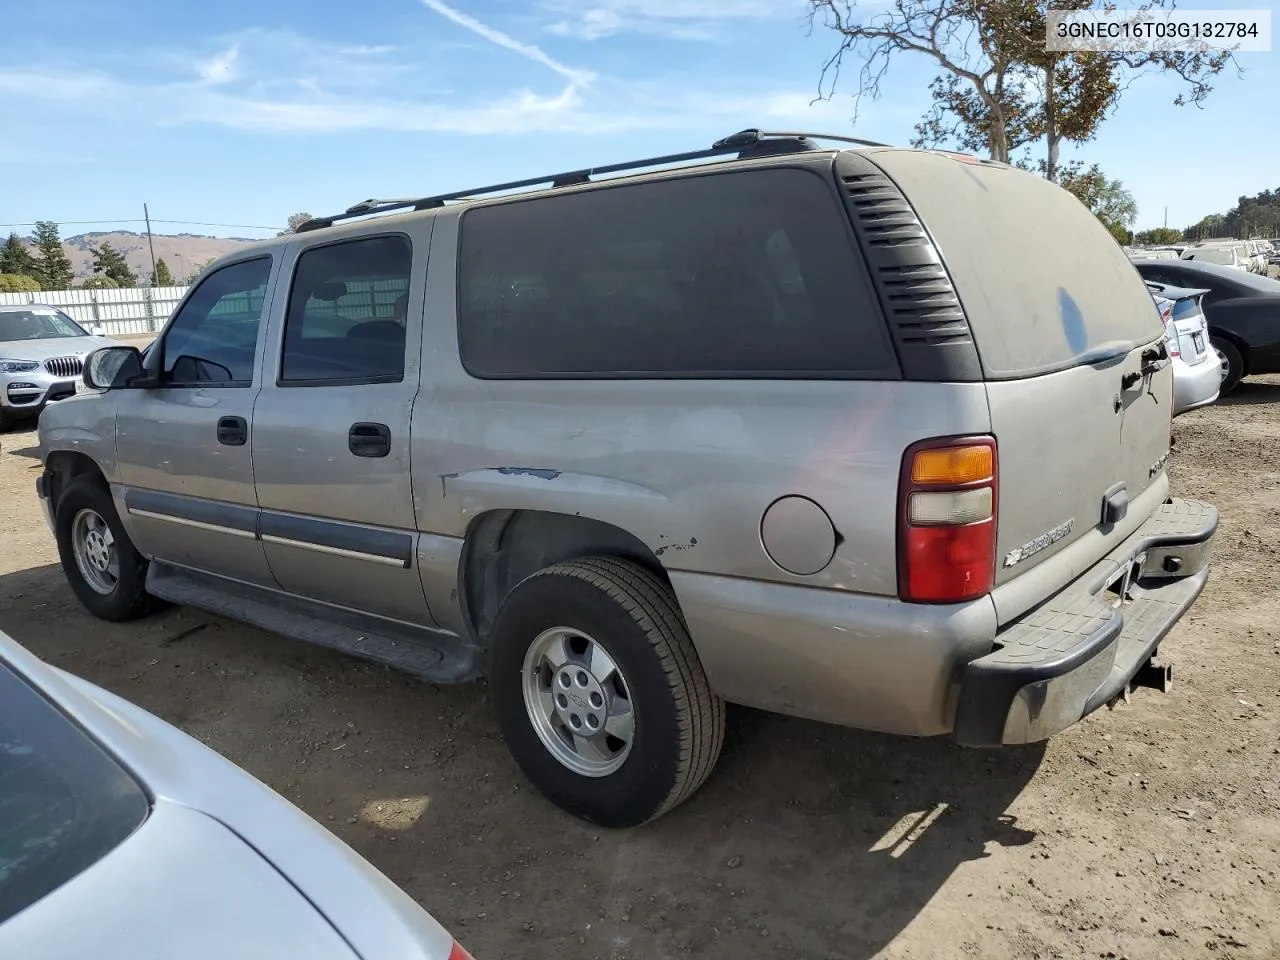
[16,230,262,286]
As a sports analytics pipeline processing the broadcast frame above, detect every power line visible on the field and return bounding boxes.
[0,218,283,231]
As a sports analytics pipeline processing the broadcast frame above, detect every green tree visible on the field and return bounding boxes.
[0,233,37,277]
[31,221,74,291]
[1134,226,1182,246]
[810,0,1235,172]
[153,257,175,287]
[0,273,41,293]
[90,241,138,287]
[1107,223,1133,246]
[1057,162,1137,235]
[278,212,314,236]
[82,275,119,289]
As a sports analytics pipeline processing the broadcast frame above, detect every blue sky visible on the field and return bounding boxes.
[1,0,1274,239]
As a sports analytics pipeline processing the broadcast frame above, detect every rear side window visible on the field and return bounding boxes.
[0,662,148,923]
[281,235,411,385]
[868,151,1164,378]
[457,168,895,378]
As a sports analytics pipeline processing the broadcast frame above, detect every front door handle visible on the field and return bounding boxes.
[349,422,391,458]
[217,416,247,446]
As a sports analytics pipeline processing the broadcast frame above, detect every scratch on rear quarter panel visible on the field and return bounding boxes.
[655,537,698,557]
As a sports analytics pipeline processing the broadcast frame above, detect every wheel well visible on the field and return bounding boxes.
[44,451,107,507]
[1210,328,1249,373]
[459,509,669,647]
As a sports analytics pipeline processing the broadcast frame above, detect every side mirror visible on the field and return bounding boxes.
[90,325,106,337]
[83,346,144,391]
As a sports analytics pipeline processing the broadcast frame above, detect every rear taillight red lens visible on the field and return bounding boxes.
[449,941,477,960]
[898,436,998,604]
[1160,307,1181,357]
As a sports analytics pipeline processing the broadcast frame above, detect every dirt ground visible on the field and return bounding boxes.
[2,378,1278,960]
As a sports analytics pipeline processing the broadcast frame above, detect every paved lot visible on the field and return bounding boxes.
[2,379,1278,960]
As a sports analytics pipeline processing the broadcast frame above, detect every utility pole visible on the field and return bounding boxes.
[1163,206,1168,229]
[143,203,158,286]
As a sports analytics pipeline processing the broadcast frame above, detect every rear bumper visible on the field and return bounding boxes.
[953,497,1218,747]
[1172,355,1222,416]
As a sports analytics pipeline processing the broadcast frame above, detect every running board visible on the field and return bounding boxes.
[146,562,483,684]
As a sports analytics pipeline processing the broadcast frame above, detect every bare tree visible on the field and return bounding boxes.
[809,0,1035,162]
[809,0,1237,175]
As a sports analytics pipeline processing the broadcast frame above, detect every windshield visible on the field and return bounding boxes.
[0,660,149,923]
[1185,248,1236,266]
[0,309,87,342]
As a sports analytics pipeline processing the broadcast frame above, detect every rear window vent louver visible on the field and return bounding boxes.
[835,154,983,381]
[841,174,930,248]
[879,264,970,345]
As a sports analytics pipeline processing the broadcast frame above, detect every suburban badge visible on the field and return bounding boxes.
[1003,519,1075,568]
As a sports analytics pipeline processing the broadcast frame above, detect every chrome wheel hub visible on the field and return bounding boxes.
[522,627,635,777]
[71,508,119,595]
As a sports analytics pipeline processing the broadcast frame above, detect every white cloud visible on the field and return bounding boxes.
[418,0,596,84]
[543,0,803,40]
[0,16,872,142]
[197,44,240,85]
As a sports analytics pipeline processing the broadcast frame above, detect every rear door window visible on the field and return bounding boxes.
[457,167,895,378]
[867,151,1164,378]
[0,662,148,922]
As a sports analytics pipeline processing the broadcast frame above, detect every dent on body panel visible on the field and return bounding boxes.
[419,379,991,592]
[38,395,120,481]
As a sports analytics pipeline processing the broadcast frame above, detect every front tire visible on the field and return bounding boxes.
[54,476,158,622]
[1213,338,1244,395]
[489,557,725,828]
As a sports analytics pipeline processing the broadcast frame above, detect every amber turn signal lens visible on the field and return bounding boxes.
[910,444,993,485]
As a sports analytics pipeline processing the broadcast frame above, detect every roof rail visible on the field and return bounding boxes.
[295,128,892,233]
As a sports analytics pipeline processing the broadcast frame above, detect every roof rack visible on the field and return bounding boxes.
[296,128,892,233]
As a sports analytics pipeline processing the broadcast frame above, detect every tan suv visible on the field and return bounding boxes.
[38,130,1218,827]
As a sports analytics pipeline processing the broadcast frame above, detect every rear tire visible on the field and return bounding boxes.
[489,557,725,828]
[1213,338,1244,395]
[54,476,159,622]
[0,406,11,433]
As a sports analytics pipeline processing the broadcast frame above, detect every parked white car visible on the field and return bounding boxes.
[1244,240,1268,274]
[0,305,117,432]
[1181,243,1250,272]
[1146,283,1221,415]
[0,630,476,960]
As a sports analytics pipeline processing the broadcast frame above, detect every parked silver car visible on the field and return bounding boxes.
[1148,283,1222,415]
[37,129,1219,827]
[0,630,473,960]
[0,305,114,431]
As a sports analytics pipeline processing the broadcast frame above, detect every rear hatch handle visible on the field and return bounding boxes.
[1122,341,1171,390]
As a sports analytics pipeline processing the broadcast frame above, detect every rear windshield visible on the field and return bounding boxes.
[0,661,149,922]
[457,167,895,379]
[868,151,1164,378]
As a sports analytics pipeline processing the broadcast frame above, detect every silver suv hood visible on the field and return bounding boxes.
[0,336,119,362]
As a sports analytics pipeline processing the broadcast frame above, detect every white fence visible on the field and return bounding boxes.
[0,285,190,336]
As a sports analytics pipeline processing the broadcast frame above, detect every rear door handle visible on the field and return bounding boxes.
[349,422,391,458]
[217,416,247,446]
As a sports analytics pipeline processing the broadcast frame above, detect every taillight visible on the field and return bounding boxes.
[1160,308,1181,358]
[449,941,477,960]
[898,436,998,604]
